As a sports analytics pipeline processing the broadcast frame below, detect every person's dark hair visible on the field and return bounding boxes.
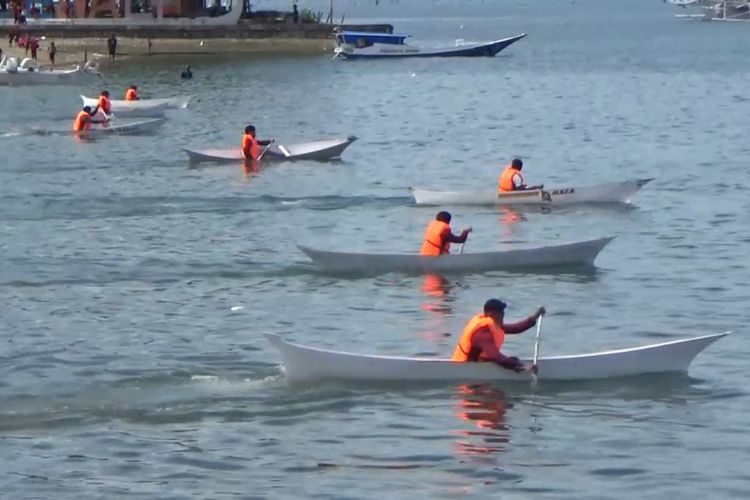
[436,211,452,223]
[511,158,523,169]
[484,298,507,314]
[101,90,109,97]
[244,125,256,135]
[83,105,92,113]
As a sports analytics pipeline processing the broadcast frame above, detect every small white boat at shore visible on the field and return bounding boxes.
[412,179,652,206]
[30,117,166,137]
[0,57,100,86]
[298,237,613,276]
[183,137,357,164]
[673,0,750,21]
[81,95,190,118]
[265,332,728,383]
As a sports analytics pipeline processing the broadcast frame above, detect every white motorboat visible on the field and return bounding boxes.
[333,31,526,60]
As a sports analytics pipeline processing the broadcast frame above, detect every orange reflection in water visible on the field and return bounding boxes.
[419,274,455,342]
[497,206,524,226]
[242,158,262,178]
[453,384,512,456]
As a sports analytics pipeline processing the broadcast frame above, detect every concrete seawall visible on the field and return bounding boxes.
[0,21,393,40]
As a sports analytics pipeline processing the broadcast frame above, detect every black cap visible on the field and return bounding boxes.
[244,125,255,134]
[511,158,523,169]
[484,298,507,313]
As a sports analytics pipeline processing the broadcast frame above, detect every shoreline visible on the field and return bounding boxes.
[1,36,338,69]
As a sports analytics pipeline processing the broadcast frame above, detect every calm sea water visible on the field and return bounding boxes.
[2,0,750,497]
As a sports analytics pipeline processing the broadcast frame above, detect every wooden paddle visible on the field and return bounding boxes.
[531,311,543,387]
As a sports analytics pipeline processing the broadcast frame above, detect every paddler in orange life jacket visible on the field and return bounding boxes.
[452,299,545,373]
[73,106,93,132]
[419,211,472,256]
[241,124,274,161]
[93,90,113,123]
[498,158,544,193]
[125,85,140,101]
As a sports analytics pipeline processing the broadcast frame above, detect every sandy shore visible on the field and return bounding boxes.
[2,36,335,69]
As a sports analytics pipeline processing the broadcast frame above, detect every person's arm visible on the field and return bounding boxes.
[444,227,472,244]
[472,329,525,372]
[504,307,545,334]
[257,139,272,146]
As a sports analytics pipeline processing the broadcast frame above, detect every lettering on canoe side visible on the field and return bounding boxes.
[550,188,575,195]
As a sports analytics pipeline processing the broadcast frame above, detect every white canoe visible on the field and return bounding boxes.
[298,237,613,276]
[412,179,653,206]
[265,332,728,383]
[30,118,166,137]
[183,136,358,164]
[81,95,190,117]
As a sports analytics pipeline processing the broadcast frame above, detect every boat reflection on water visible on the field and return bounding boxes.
[419,274,456,342]
[453,384,512,456]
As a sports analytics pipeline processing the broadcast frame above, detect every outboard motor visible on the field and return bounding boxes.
[6,57,19,73]
[19,58,38,72]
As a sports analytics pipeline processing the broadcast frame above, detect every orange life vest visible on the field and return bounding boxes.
[98,95,111,114]
[73,111,91,131]
[498,166,524,192]
[242,134,260,160]
[452,314,506,362]
[125,88,138,101]
[420,220,450,256]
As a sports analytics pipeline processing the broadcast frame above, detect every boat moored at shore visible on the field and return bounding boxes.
[0,56,100,86]
[333,31,526,59]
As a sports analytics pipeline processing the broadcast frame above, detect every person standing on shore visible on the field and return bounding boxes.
[107,34,117,60]
[48,41,56,67]
[292,2,299,23]
[29,37,39,60]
